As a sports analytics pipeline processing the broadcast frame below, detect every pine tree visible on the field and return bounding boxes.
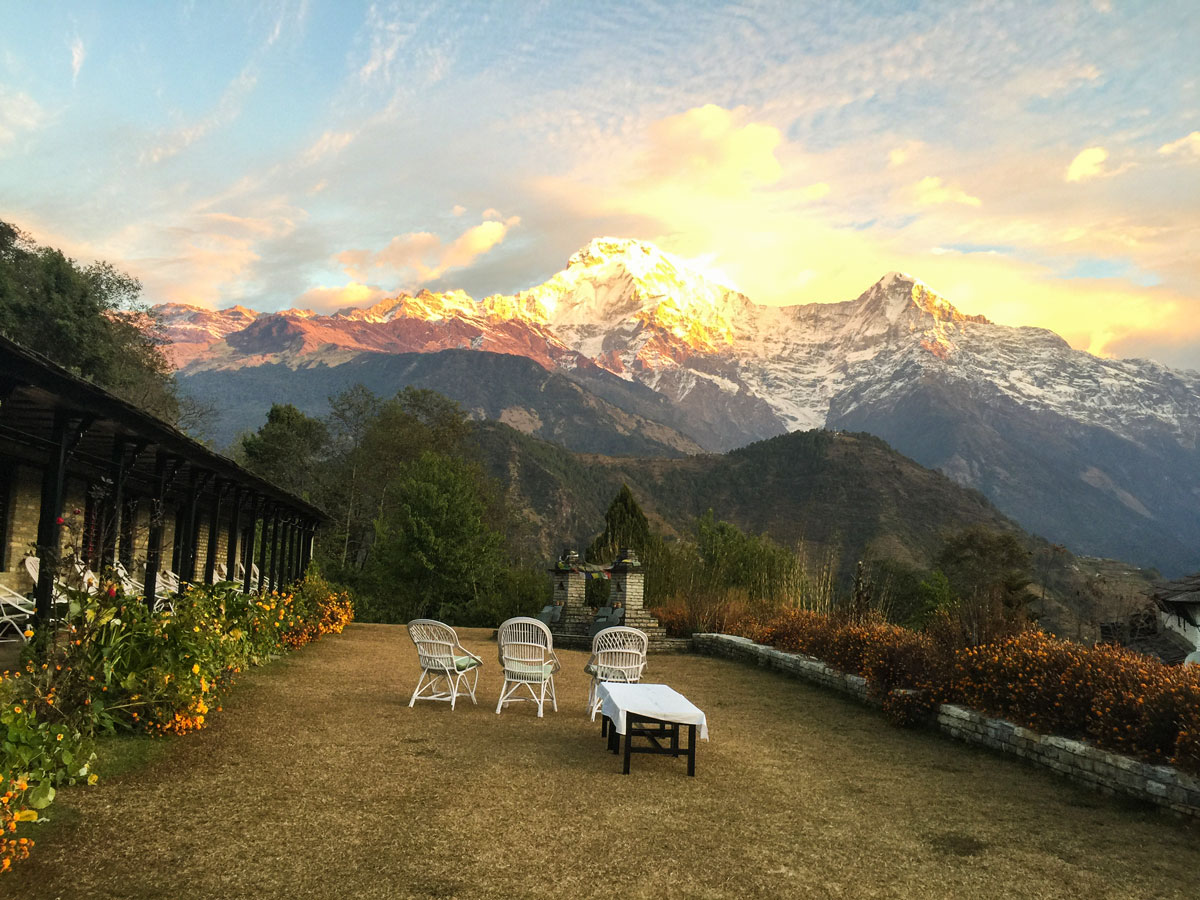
[587,484,650,564]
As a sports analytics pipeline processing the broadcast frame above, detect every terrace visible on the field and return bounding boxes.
[12,623,1198,899]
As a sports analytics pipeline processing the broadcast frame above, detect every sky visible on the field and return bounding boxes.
[1,1,1198,369]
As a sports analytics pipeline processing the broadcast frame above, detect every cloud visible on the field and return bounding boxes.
[639,104,783,193]
[0,85,44,146]
[912,176,981,207]
[338,216,520,285]
[300,130,355,166]
[1159,131,1200,159]
[451,204,466,216]
[1065,146,1107,181]
[70,37,86,84]
[143,68,258,165]
[356,3,426,86]
[888,141,923,168]
[529,101,1200,372]
[293,280,385,313]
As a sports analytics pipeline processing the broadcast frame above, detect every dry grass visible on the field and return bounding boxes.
[9,624,1199,899]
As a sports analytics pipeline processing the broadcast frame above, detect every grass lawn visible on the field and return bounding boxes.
[8,623,1198,899]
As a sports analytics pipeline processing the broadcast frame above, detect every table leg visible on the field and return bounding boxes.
[623,728,632,775]
[671,723,679,757]
[687,724,696,776]
[601,715,608,738]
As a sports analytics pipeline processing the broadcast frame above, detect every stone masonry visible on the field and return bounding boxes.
[548,547,682,650]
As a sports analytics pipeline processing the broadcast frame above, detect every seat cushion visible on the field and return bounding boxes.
[585,663,632,681]
[455,655,481,671]
[505,660,555,679]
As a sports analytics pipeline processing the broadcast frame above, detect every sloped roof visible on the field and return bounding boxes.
[0,333,324,521]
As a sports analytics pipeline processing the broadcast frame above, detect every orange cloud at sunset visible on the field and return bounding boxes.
[338,215,519,286]
[534,104,1200,367]
[293,280,385,313]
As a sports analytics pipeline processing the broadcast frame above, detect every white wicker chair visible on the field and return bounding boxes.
[407,619,483,710]
[496,616,561,717]
[585,626,649,717]
[0,584,34,644]
[22,556,69,611]
[113,561,143,597]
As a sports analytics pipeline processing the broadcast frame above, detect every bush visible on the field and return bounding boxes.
[733,609,1200,777]
[1,573,354,874]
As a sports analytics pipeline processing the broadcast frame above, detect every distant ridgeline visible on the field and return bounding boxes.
[164,236,1200,578]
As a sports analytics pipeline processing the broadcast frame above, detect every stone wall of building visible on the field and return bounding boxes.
[1,465,41,592]
[693,632,1200,818]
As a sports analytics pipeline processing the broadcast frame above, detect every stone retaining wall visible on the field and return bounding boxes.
[692,632,1200,818]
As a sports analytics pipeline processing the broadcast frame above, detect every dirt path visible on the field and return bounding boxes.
[8,624,1198,899]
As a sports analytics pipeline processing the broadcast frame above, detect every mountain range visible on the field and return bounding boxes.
[162,237,1200,577]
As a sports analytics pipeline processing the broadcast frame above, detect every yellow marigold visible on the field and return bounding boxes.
[192,663,200,675]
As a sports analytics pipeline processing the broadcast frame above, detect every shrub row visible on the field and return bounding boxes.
[0,571,353,873]
[735,609,1200,775]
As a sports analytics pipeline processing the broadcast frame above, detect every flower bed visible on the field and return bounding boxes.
[735,610,1200,775]
[0,572,353,873]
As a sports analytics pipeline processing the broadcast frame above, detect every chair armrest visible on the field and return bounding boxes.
[549,651,562,674]
[457,645,484,666]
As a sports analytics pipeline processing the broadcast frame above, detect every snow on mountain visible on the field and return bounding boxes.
[162,237,1200,572]
[160,238,1200,449]
[156,302,260,368]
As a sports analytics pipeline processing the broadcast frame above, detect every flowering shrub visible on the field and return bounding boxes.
[735,610,1200,774]
[1,774,34,874]
[0,570,354,873]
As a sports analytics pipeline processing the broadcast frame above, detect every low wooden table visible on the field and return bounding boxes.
[594,683,708,776]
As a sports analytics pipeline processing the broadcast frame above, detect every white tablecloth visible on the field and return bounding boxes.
[596,683,709,740]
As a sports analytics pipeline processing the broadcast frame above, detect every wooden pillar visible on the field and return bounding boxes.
[286,517,297,584]
[241,495,259,594]
[203,480,224,584]
[226,487,243,583]
[101,438,127,572]
[143,451,172,608]
[299,521,312,573]
[257,503,272,593]
[279,516,291,586]
[177,467,197,583]
[34,411,70,623]
[266,511,280,592]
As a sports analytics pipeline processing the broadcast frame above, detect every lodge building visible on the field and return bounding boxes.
[0,334,324,622]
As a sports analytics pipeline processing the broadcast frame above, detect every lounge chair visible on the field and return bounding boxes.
[585,626,648,717]
[113,561,143,596]
[0,583,34,644]
[406,619,483,710]
[496,616,561,717]
[22,556,69,611]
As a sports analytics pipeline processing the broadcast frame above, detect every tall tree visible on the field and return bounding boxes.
[363,451,504,622]
[0,220,180,422]
[937,526,1033,609]
[240,404,330,498]
[587,483,651,564]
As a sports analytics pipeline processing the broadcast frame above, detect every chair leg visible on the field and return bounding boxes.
[409,669,428,707]
[549,675,557,713]
[449,672,458,711]
[467,668,479,705]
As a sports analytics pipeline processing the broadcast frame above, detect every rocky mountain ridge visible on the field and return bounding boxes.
[162,237,1200,575]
